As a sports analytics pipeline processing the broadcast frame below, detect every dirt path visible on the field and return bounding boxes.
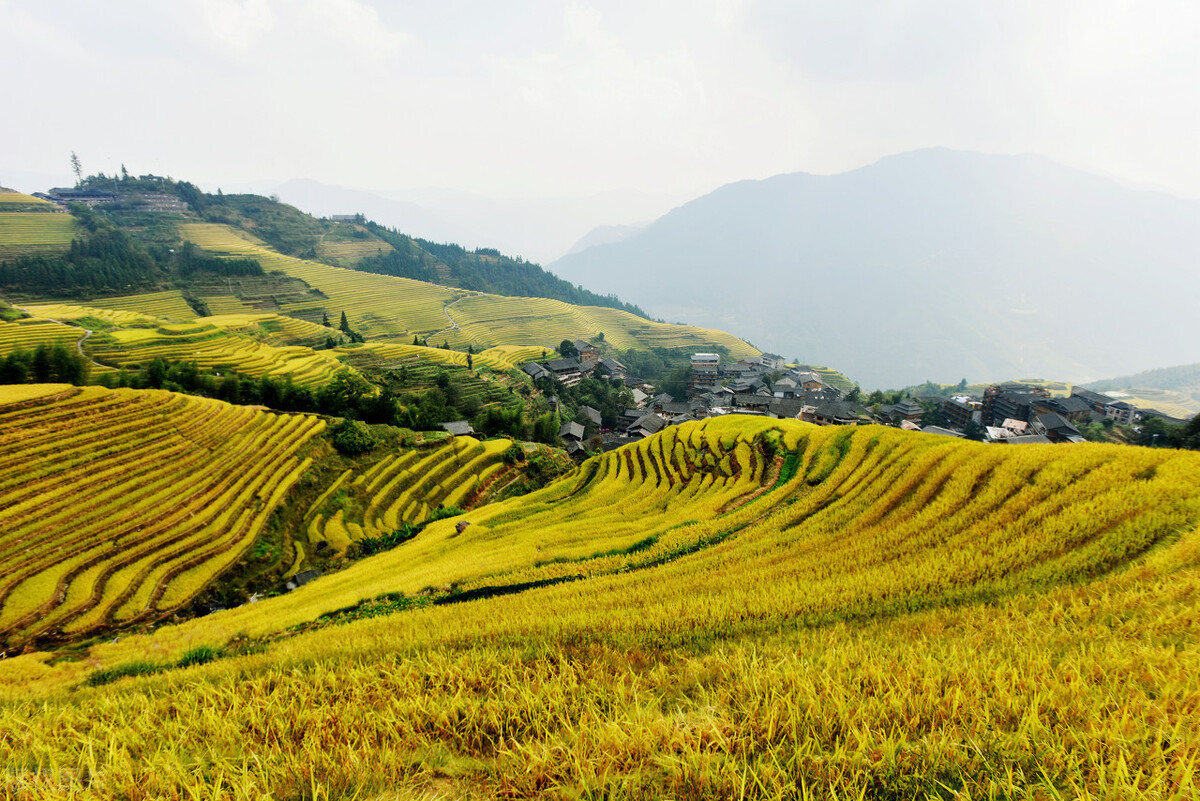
[431,295,467,337]
[17,309,106,370]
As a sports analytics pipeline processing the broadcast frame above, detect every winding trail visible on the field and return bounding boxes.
[16,308,106,370]
[431,295,467,337]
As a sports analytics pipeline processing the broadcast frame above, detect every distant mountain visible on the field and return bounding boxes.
[1087,363,1200,396]
[262,179,681,265]
[550,149,1200,388]
[565,222,647,256]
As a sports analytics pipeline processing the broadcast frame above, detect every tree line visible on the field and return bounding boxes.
[355,221,648,317]
[0,342,90,385]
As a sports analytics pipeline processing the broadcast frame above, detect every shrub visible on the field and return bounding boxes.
[330,419,378,454]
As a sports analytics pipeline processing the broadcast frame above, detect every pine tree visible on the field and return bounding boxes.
[339,312,350,334]
[322,311,331,327]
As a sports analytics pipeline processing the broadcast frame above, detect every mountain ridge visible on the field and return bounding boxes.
[551,148,1200,388]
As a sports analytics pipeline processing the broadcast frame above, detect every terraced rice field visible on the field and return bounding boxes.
[179,223,457,336]
[178,222,758,357]
[87,319,350,387]
[0,191,56,211]
[3,417,1198,797]
[0,386,325,649]
[316,234,393,266]
[33,416,1195,652]
[84,291,198,320]
[0,212,77,258]
[794,363,858,393]
[1103,387,1200,419]
[20,302,161,327]
[201,313,331,347]
[478,344,549,369]
[450,294,760,359]
[198,295,261,315]
[298,436,512,561]
[343,341,546,372]
[0,317,85,355]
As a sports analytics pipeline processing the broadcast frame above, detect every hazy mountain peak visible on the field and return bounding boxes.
[552,148,1200,388]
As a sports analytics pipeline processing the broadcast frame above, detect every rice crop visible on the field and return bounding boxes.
[0,418,1199,797]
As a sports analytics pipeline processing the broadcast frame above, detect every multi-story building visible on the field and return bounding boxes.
[689,352,721,392]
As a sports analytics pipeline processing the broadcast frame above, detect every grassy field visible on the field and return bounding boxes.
[1,416,1197,797]
[0,212,77,258]
[0,386,325,650]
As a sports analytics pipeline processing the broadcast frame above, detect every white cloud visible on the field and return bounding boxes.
[200,0,275,51]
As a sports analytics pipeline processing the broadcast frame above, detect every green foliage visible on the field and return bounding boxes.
[0,298,24,323]
[356,221,648,316]
[498,444,574,499]
[176,645,221,668]
[427,505,464,522]
[500,443,525,465]
[177,240,262,277]
[0,218,163,295]
[84,660,160,687]
[329,419,378,455]
[0,342,89,385]
[356,525,419,557]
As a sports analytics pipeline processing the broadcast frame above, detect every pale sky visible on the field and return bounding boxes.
[2,0,1198,200]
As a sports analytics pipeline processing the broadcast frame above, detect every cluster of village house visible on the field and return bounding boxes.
[465,343,1182,454]
[34,182,190,213]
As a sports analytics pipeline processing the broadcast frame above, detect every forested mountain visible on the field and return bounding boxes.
[551,149,1200,388]
[360,223,647,316]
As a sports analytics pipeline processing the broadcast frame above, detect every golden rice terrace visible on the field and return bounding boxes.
[1,409,1198,798]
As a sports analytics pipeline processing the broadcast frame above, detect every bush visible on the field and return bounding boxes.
[330,419,378,454]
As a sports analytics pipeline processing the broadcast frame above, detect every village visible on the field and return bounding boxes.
[510,341,1189,456]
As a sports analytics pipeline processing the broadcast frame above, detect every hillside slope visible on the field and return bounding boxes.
[1086,362,1200,417]
[551,149,1200,388]
[180,222,758,357]
[4,417,1198,797]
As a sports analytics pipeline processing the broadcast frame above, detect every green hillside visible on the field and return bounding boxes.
[1,412,1198,797]
[0,180,758,379]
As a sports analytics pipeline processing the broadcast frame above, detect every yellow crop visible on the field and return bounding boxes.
[83,291,198,321]
[0,212,76,258]
[0,318,85,355]
[2,401,1198,796]
[19,302,163,326]
[0,386,324,648]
